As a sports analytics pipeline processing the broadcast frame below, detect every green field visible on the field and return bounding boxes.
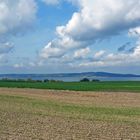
[1,81,140,92]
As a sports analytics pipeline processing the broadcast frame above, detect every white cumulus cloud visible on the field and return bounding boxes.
[74,47,90,59]
[41,0,140,62]
[94,50,106,59]
[0,0,37,36]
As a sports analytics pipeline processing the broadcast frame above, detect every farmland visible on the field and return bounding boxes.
[1,81,140,92]
[0,88,140,139]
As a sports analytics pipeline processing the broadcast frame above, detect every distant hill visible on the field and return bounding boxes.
[47,72,140,78]
[0,72,140,78]
[78,72,140,77]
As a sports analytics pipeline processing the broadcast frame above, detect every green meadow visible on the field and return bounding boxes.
[1,81,140,92]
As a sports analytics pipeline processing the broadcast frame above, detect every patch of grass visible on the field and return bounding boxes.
[1,81,140,92]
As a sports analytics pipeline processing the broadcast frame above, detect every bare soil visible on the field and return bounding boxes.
[0,88,140,140]
[0,88,140,108]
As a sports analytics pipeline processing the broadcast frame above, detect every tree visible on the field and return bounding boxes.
[44,79,49,82]
[80,78,90,82]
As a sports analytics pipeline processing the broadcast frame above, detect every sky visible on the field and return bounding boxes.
[0,0,140,74]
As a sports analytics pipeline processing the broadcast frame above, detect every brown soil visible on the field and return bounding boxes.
[0,88,140,140]
[0,113,140,140]
[0,88,140,108]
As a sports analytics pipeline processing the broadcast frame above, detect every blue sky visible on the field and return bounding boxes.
[0,0,140,74]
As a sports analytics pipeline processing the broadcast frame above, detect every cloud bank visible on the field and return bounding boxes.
[40,0,140,68]
[1,0,140,72]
